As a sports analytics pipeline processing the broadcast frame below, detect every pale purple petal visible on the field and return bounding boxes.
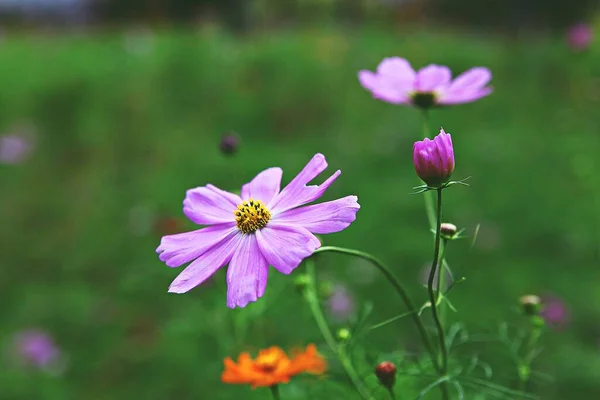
[439,67,492,104]
[270,154,341,214]
[275,195,360,234]
[439,87,493,105]
[156,223,237,267]
[183,185,241,225]
[168,231,241,293]
[376,57,416,81]
[241,167,282,206]
[255,223,320,275]
[449,67,491,91]
[358,70,409,104]
[226,234,269,308]
[415,65,452,92]
[358,57,416,104]
[358,70,378,91]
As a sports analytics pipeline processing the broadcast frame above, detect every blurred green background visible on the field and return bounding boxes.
[1,1,599,399]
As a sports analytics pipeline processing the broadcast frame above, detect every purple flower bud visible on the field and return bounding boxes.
[413,128,455,187]
[567,23,593,52]
[219,132,240,155]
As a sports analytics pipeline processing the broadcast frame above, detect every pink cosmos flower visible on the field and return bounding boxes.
[358,57,492,108]
[567,23,593,52]
[157,154,360,308]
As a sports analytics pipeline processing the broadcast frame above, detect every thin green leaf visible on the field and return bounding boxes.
[415,375,451,399]
[368,309,418,331]
[452,380,465,400]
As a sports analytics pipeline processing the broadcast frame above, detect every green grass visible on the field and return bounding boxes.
[0,27,599,399]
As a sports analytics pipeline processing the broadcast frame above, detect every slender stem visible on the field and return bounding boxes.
[303,259,373,400]
[427,188,450,400]
[313,246,439,372]
[270,385,281,400]
[437,240,448,324]
[386,387,397,400]
[517,321,542,396]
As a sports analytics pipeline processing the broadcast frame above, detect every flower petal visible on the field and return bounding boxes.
[358,70,378,91]
[415,64,452,92]
[275,195,360,234]
[241,167,282,206]
[376,57,416,81]
[183,184,241,225]
[270,154,340,214]
[439,67,492,104]
[439,87,493,105]
[358,57,416,104]
[168,230,241,293]
[226,234,269,308]
[156,223,237,267]
[449,67,492,91]
[358,70,413,104]
[256,223,320,275]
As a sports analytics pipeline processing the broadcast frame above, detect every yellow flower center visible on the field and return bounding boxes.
[234,198,271,234]
[255,348,286,373]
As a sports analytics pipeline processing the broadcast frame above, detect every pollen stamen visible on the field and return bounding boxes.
[234,198,271,234]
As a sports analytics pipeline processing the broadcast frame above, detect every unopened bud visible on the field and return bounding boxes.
[336,328,351,342]
[219,132,239,155]
[375,361,396,389]
[520,294,542,316]
[440,222,458,239]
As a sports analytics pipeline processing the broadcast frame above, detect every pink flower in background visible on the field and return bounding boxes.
[567,23,593,51]
[12,330,61,370]
[328,284,355,322]
[157,154,360,308]
[359,57,492,108]
[0,134,33,164]
[541,295,570,329]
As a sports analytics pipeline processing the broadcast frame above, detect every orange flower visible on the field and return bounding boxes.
[221,344,326,388]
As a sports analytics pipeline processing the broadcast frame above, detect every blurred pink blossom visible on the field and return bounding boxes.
[328,284,355,322]
[567,23,593,51]
[11,330,65,374]
[0,133,33,164]
[541,295,570,329]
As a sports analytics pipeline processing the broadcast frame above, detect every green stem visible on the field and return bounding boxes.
[427,188,450,400]
[386,387,397,400]
[313,246,439,372]
[437,240,448,324]
[270,385,281,400]
[304,259,373,400]
[517,321,542,396]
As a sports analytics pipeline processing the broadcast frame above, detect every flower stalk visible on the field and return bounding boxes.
[270,385,281,400]
[427,188,451,400]
[313,247,438,371]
